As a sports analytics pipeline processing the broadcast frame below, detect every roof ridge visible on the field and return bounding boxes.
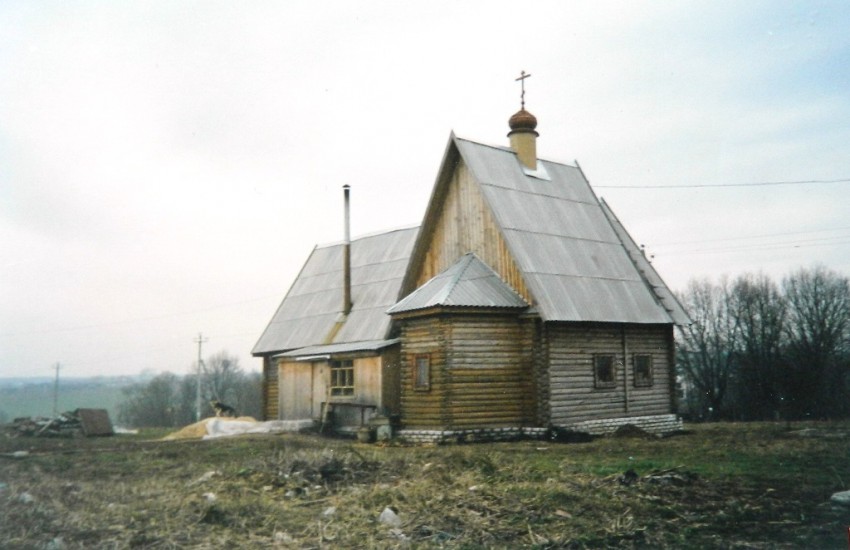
[316,224,419,249]
[434,252,476,304]
[454,135,578,168]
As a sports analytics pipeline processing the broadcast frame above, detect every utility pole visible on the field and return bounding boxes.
[52,362,61,418]
[194,333,208,422]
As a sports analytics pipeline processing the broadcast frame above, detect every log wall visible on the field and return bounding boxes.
[262,356,278,420]
[547,323,675,426]
[399,314,535,429]
[399,316,448,427]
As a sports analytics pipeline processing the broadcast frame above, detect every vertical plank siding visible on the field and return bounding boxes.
[381,346,401,416]
[416,160,530,304]
[400,314,535,429]
[547,323,674,425]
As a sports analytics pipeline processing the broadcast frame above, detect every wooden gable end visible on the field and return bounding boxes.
[410,156,531,303]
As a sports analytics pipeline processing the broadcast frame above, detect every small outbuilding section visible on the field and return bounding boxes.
[252,226,417,432]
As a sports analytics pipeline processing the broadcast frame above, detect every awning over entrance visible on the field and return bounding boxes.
[273,338,401,361]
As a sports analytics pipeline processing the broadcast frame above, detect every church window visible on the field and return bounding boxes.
[633,354,653,387]
[414,354,431,391]
[594,354,617,389]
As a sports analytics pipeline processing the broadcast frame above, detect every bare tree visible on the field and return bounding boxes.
[676,278,738,419]
[728,273,787,419]
[202,350,244,413]
[117,372,180,427]
[782,266,850,418]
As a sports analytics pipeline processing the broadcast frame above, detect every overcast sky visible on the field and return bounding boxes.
[2,1,848,379]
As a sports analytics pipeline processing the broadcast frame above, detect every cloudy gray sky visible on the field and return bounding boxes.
[2,1,849,379]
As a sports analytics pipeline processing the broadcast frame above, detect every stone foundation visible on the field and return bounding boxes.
[396,414,682,444]
[561,414,682,436]
[397,426,548,444]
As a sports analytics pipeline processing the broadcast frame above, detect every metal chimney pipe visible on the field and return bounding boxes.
[342,185,352,315]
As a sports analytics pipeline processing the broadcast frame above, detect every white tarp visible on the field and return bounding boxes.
[202,418,315,440]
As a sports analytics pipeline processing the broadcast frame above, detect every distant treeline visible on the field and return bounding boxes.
[0,378,135,424]
[118,351,262,428]
[677,265,850,421]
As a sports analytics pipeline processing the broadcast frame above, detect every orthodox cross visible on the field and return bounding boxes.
[515,70,531,109]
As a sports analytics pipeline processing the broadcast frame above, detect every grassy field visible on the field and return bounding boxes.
[1,422,848,548]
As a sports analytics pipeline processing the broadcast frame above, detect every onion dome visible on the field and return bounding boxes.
[508,108,538,133]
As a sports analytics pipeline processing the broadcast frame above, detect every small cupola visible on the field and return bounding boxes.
[507,71,538,170]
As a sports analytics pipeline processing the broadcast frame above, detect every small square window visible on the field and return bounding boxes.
[633,355,653,387]
[594,355,617,389]
[414,354,430,391]
[330,360,354,396]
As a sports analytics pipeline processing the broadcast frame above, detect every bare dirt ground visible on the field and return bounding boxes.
[1,422,848,548]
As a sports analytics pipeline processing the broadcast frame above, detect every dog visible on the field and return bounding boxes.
[210,400,237,418]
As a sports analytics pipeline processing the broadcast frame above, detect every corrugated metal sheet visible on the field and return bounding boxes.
[256,133,688,355]
[388,253,528,314]
[599,199,691,325]
[275,338,400,359]
[454,136,685,325]
[252,227,418,355]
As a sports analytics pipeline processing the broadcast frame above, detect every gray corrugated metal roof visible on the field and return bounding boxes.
[599,199,691,325]
[453,136,685,325]
[252,227,419,355]
[275,338,401,359]
[388,253,528,314]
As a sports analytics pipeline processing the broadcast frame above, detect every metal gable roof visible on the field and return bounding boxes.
[388,253,529,314]
[252,226,419,356]
[453,136,685,325]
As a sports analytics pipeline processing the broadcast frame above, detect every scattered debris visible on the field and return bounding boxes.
[202,492,217,503]
[644,467,697,486]
[188,470,222,486]
[273,531,294,544]
[76,409,114,436]
[3,409,113,438]
[19,491,35,504]
[830,490,850,506]
[789,428,850,440]
[548,427,594,443]
[389,527,409,541]
[0,450,29,459]
[322,506,337,517]
[379,506,402,527]
[618,469,640,486]
[611,424,656,439]
[113,426,139,435]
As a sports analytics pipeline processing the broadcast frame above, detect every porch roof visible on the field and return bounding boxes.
[273,338,401,360]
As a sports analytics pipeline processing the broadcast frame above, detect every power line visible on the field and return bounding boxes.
[652,226,850,248]
[656,237,850,257]
[595,177,850,189]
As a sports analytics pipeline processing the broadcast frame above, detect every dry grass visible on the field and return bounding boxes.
[1,422,848,548]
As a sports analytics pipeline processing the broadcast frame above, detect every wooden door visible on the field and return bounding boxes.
[279,362,313,419]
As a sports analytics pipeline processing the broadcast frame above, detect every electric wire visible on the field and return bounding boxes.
[594,178,850,189]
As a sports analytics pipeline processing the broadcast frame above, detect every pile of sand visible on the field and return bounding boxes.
[162,416,258,441]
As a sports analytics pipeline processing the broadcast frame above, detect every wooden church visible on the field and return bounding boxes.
[253,90,689,441]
